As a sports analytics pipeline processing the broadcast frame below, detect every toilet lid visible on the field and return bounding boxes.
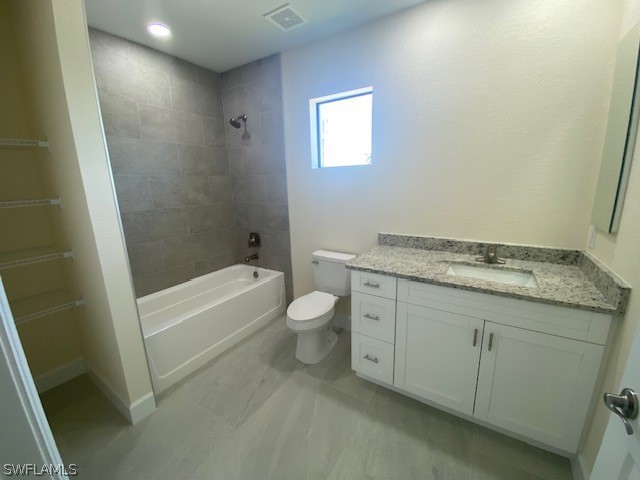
[287,291,336,322]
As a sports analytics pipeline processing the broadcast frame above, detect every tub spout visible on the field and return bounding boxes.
[244,253,259,263]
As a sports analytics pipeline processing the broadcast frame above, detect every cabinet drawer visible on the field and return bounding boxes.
[351,292,396,343]
[351,271,397,299]
[351,332,394,384]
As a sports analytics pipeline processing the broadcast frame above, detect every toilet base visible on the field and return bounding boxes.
[295,326,338,364]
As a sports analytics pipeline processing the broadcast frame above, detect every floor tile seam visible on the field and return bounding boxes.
[315,375,377,407]
[468,434,564,480]
[322,384,380,479]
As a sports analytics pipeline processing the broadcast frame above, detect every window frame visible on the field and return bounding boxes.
[309,86,373,169]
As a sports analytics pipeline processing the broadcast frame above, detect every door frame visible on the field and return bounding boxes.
[0,275,66,479]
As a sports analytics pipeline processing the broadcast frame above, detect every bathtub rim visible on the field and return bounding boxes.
[137,264,277,306]
[138,265,284,338]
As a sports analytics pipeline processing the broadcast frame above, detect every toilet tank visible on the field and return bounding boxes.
[312,250,357,296]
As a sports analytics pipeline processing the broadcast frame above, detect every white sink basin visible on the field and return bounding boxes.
[446,263,539,289]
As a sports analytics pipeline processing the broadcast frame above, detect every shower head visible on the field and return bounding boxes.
[229,114,247,129]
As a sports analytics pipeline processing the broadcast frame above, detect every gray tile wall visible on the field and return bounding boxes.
[221,56,293,302]
[89,29,237,297]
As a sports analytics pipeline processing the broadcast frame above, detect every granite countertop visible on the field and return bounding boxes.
[346,239,629,315]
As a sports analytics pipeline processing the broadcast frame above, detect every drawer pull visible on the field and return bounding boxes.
[364,313,380,321]
[488,333,494,352]
[473,328,478,347]
[363,354,379,364]
[363,282,380,288]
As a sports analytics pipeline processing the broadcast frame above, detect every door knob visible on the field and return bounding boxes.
[603,388,639,435]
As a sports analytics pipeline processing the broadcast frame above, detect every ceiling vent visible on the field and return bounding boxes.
[264,4,307,31]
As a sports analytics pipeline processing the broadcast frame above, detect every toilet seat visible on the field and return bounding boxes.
[287,291,337,322]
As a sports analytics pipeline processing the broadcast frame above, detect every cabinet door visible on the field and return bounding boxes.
[394,302,484,416]
[474,322,604,452]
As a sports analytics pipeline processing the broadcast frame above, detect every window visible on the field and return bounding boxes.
[310,87,373,168]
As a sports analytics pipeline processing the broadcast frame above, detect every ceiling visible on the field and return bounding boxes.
[84,0,428,73]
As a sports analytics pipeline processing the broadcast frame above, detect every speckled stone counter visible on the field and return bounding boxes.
[346,234,630,315]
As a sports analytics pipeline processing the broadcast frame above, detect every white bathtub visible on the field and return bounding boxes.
[137,264,285,393]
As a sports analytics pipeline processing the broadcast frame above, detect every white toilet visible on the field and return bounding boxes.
[286,250,356,364]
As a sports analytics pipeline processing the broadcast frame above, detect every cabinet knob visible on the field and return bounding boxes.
[473,328,478,347]
[363,282,380,288]
[364,313,380,321]
[488,333,494,351]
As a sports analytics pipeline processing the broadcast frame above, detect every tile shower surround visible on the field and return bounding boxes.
[89,29,292,300]
[221,56,293,302]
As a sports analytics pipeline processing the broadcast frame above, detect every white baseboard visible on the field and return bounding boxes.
[129,392,156,424]
[85,362,156,425]
[34,357,85,393]
[571,453,590,480]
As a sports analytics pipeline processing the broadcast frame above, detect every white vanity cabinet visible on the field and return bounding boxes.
[350,271,613,454]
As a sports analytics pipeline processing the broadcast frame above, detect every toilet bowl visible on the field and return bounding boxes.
[287,291,339,364]
[286,250,356,364]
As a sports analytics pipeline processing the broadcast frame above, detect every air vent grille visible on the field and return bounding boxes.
[264,4,307,31]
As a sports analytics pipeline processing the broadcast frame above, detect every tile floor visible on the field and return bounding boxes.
[40,317,573,480]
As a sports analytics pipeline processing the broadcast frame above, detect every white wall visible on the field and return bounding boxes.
[11,0,154,409]
[580,0,640,472]
[282,0,622,298]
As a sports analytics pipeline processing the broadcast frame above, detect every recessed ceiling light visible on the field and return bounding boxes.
[146,23,171,37]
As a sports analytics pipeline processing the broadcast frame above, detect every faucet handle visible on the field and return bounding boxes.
[476,244,506,265]
[248,232,261,248]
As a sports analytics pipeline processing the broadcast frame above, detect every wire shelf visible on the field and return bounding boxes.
[0,198,61,209]
[10,290,84,325]
[0,138,50,150]
[0,247,73,270]
[14,300,84,325]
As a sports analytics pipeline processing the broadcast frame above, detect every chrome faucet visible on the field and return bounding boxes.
[476,244,506,265]
[244,253,259,263]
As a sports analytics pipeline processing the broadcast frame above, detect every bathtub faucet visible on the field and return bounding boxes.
[244,253,259,263]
